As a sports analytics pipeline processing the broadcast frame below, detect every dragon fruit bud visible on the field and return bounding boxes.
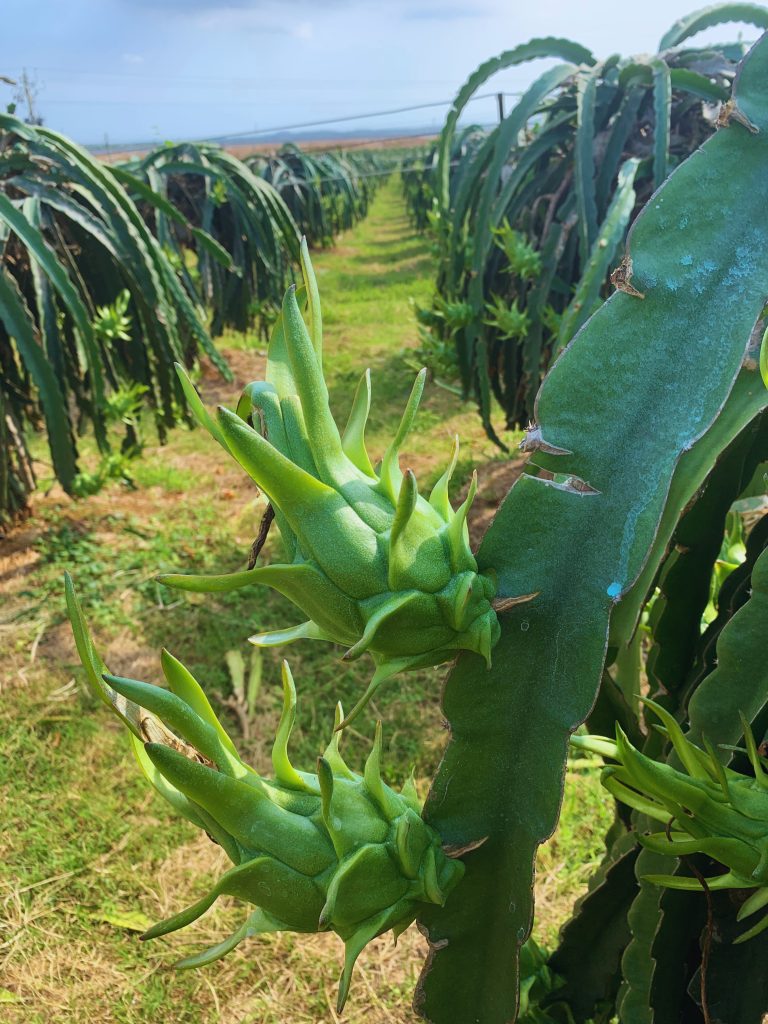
[65,574,464,1010]
[158,241,524,722]
[572,699,768,943]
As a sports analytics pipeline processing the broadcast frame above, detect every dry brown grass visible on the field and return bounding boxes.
[0,763,427,1024]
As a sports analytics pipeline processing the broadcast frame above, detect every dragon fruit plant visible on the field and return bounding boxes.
[65,574,463,1012]
[64,14,768,1022]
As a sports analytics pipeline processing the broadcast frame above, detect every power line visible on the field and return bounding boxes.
[86,92,522,152]
[9,65,468,88]
[170,93,512,139]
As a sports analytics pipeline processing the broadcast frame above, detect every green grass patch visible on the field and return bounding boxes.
[130,460,196,493]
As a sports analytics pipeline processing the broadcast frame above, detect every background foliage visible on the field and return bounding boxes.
[0,116,389,529]
[405,3,768,443]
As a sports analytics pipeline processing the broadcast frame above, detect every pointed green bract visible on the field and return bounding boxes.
[173,910,281,970]
[66,588,464,1011]
[105,674,243,779]
[164,246,507,709]
[342,369,376,475]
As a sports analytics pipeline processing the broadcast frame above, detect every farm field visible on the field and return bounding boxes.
[0,179,614,1024]
[5,6,768,1022]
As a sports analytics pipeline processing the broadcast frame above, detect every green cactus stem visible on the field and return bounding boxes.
[65,573,464,1011]
[573,699,768,943]
[156,240,524,723]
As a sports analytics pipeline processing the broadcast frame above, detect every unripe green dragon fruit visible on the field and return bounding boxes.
[157,240,517,722]
[573,700,768,943]
[65,574,464,1011]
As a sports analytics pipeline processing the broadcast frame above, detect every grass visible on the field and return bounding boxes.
[0,178,614,1022]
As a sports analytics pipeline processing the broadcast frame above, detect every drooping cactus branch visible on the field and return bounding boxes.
[616,519,768,1024]
[416,32,768,1024]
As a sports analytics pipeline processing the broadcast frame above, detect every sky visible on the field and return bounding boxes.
[3,0,766,147]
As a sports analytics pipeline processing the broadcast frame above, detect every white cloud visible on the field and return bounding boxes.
[293,19,313,40]
[121,52,145,64]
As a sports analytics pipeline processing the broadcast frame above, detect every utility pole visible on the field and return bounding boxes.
[496,92,505,123]
[14,69,43,126]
